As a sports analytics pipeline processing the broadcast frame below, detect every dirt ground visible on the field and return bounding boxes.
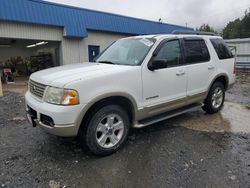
[0,72,250,188]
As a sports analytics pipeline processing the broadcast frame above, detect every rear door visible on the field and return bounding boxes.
[182,37,215,102]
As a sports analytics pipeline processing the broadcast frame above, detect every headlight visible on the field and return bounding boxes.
[44,87,79,105]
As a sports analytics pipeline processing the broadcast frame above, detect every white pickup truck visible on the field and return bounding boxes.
[25,32,235,155]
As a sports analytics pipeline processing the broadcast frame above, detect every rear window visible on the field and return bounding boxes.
[210,38,233,60]
[184,39,210,64]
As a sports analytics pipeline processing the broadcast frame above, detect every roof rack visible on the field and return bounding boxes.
[172,30,217,36]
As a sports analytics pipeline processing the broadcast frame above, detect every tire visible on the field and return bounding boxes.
[79,104,130,156]
[202,82,225,114]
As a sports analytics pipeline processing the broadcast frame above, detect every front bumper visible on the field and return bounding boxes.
[25,91,84,137]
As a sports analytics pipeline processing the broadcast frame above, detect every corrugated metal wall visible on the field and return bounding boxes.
[226,38,250,69]
[0,21,63,41]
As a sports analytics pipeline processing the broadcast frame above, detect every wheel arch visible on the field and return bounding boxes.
[76,92,138,133]
[208,73,229,92]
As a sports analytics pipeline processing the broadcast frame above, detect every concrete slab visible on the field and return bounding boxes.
[2,77,28,95]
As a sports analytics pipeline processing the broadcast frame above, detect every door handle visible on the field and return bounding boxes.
[176,70,185,76]
[208,65,215,70]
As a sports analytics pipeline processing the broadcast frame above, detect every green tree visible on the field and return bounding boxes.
[196,24,215,33]
[223,8,250,39]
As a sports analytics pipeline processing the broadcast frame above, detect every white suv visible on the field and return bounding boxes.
[25,32,235,155]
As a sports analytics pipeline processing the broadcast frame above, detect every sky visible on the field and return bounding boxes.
[46,0,250,31]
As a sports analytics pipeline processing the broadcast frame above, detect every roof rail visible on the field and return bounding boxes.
[172,30,217,36]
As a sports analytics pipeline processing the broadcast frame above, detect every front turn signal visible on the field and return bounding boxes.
[62,89,79,105]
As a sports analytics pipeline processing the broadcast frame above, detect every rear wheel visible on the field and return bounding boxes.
[202,82,225,114]
[80,105,130,156]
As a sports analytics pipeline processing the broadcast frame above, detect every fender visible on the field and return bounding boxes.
[206,73,229,97]
[75,92,138,131]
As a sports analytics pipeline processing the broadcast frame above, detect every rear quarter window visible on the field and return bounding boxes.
[210,38,233,60]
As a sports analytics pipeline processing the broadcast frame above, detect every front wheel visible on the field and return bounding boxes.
[202,82,225,114]
[81,105,130,156]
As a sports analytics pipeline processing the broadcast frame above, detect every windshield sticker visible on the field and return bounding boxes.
[140,38,154,47]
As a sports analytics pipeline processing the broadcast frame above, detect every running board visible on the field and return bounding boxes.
[134,103,202,128]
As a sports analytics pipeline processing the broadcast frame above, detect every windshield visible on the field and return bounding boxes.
[96,38,156,65]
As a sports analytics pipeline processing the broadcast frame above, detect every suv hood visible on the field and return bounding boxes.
[30,62,134,87]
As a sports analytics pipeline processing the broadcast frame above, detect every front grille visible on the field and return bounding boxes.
[29,79,47,99]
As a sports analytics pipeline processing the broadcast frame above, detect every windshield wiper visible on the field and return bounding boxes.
[97,61,116,65]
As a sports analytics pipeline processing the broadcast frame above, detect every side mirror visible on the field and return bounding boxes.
[148,59,167,71]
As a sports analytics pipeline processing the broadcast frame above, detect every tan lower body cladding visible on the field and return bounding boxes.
[134,92,207,121]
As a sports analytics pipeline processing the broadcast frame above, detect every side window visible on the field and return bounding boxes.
[154,40,181,67]
[184,39,210,64]
[210,38,233,60]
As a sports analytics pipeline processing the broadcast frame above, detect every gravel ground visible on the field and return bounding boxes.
[226,70,250,105]
[0,72,250,188]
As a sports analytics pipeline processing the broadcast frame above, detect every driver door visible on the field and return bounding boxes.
[142,39,187,116]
